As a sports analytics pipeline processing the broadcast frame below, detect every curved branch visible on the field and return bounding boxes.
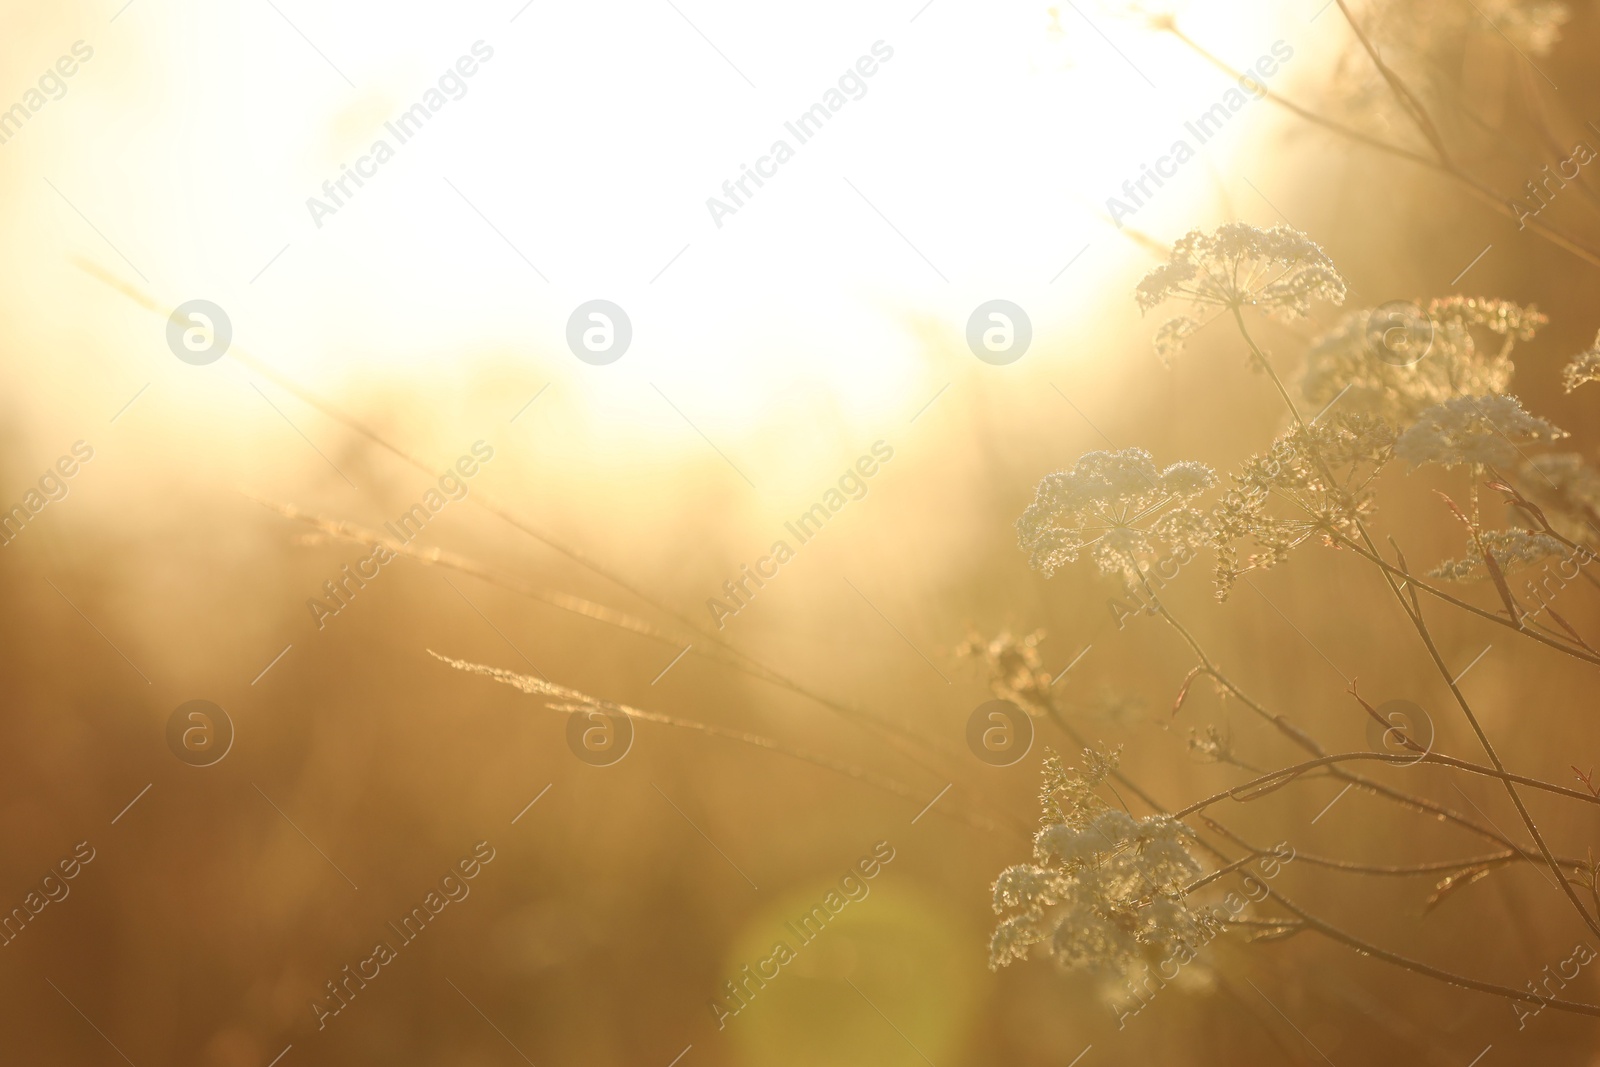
[1287,847,1589,878]
[1187,834,1589,887]
[1264,885,1600,1016]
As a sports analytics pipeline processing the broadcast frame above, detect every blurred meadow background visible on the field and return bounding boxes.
[3,0,1600,1063]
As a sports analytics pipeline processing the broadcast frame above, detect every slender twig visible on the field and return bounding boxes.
[1324,530,1600,665]
[1288,847,1589,878]
[434,650,1027,839]
[1158,21,1600,269]
[1264,885,1600,1015]
[1158,21,1437,168]
[1331,0,1454,166]
[1172,751,1600,819]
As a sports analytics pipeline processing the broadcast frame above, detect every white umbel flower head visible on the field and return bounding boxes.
[1017,448,1216,587]
[1394,394,1566,469]
[1301,296,1545,424]
[1430,528,1566,582]
[1136,223,1347,363]
[989,748,1205,977]
[1562,330,1600,393]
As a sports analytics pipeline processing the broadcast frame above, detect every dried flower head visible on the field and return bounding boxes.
[1187,724,1256,771]
[989,748,1205,975]
[1136,224,1347,362]
[1519,453,1600,542]
[1017,448,1216,590]
[1394,394,1566,469]
[1561,331,1600,393]
[1430,528,1567,581]
[1210,413,1396,599]
[957,629,1055,717]
[958,631,1151,728]
[1302,297,1546,424]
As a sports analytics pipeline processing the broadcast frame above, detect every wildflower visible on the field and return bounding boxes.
[988,748,1205,975]
[956,629,1055,717]
[1394,394,1566,469]
[1017,448,1216,590]
[1562,331,1600,393]
[1210,413,1395,599]
[1187,724,1253,770]
[1136,223,1347,362]
[1430,528,1567,581]
[1301,297,1546,424]
[1519,453,1600,541]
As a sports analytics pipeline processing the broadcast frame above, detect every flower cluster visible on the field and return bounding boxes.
[1562,330,1600,393]
[959,629,1152,729]
[1430,528,1567,581]
[1520,453,1600,542]
[956,629,1055,718]
[1136,224,1347,363]
[1210,413,1395,599]
[989,748,1205,975]
[1187,724,1254,771]
[1394,394,1566,469]
[1017,448,1216,590]
[1301,297,1546,425]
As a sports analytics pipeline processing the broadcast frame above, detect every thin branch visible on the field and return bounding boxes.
[1158,21,1437,170]
[1378,554,1600,941]
[1287,847,1590,879]
[1171,751,1600,819]
[1264,885,1600,1016]
[1158,22,1600,269]
[1331,0,1455,166]
[1326,530,1600,666]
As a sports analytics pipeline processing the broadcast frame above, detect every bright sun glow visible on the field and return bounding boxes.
[20,0,1308,457]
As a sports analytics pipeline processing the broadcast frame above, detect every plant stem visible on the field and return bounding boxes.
[1286,848,1585,879]
[1158,20,1600,270]
[1327,530,1600,665]
[1226,307,1600,943]
[1330,0,1454,165]
[1173,751,1600,819]
[1043,704,1600,1018]
[1125,557,1528,855]
[1265,886,1600,1016]
[1379,576,1600,941]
